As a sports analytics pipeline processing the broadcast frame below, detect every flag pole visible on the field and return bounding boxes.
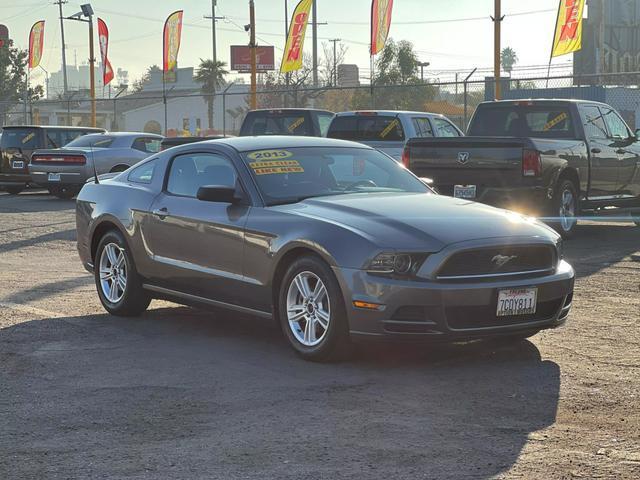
[547,0,563,88]
[162,16,167,136]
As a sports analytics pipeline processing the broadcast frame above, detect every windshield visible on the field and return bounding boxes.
[0,128,39,149]
[242,112,312,136]
[65,135,115,148]
[241,147,429,206]
[327,115,405,142]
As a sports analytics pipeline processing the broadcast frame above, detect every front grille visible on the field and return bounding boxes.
[446,298,563,330]
[437,245,555,280]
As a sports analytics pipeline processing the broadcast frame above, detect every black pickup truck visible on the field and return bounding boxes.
[403,99,640,236]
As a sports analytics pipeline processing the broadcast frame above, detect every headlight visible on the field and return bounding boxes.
[367,253,424,276]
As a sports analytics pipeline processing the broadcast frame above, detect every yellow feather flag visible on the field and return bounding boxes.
[551,0,585,58]
[280,0,313,73]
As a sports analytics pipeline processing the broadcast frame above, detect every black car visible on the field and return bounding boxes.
[239,109,334,137]
[1,125,105,194]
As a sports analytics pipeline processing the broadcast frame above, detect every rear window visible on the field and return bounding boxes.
[242,112,313,136]
[65,135,115,148]
[0,128,39,149]
[469,105,575,138]
[327,115,405,141]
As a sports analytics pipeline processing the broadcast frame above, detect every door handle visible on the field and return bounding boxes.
[590,148,601,154]
[152,207,168,219]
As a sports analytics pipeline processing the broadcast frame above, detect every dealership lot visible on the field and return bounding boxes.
[1,191,639,479]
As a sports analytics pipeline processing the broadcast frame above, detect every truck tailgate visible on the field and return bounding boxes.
[407,137,528,195]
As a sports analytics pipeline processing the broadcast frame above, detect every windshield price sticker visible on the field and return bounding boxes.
[247,150,293,160]
[288,117,305,132]
[543,112,568,131]
[250,159,304,175]
[380,119,399,138]
[21,132,36,144]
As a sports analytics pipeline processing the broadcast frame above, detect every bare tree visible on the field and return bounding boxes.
[320,41,348,87]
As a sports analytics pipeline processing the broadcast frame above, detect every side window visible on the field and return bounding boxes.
[132,137,161,153]
[128,159,158,184]
[317,113,334,137]
[582,106,608,139]
[601,108,630,139]
[167,153,237,198]
[412,117,434,137]
[432,118,460,137]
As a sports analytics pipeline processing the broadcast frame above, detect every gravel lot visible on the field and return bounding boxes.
[1,190,639,479]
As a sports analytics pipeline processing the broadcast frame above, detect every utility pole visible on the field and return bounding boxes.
[88,15,96,127]
[284,0,290,107]
[55,0,69,96]
[249,0,257,109]
[492,0,504,100]
[204,1,225,65]
[599,0,606,83]
[329,38,341,86]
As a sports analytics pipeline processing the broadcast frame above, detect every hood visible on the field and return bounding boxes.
[275,192,556,252]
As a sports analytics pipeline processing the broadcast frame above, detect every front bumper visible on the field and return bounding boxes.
[333,259,574,342]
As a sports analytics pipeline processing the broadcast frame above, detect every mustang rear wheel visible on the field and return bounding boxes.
[95,230,150,316]
[279,255,350,362]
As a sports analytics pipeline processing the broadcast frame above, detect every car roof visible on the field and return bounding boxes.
[195,135,374,152]
[82,132,163,138]
[246,108,334,114]
[1,125,104,131]
[480,99,609,107]
[334,110,442,117]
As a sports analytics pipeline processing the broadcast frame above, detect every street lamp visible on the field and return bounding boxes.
[66,3,96,128]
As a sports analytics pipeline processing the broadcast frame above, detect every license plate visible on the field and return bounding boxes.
[497,287,537,317]
[12,160,24,169]
[454,185,476,199]
[48,173,61,182]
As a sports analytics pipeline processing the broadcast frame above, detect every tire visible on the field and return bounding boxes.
[5,185,24,195]
[278,255,351,362]
[49,186,80,199]
[94,230,151,317]
[550,179,579,238]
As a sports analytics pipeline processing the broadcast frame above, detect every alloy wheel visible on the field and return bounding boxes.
[99,243,127,304]
[559,188,576,232]
[286,271,331,347]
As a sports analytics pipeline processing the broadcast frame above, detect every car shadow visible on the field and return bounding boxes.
[565,222,639,278]
[0,191,76,213]
[0,306,559,479]
[0,228,76,255]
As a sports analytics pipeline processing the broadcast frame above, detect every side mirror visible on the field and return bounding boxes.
[196,185,238,203]
[420,177,434,186]
[634,128,640,141]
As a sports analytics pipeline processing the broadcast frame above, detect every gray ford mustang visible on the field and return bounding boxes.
[76,136,574,361]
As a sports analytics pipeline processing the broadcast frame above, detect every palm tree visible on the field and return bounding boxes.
[501,47,518,76]
[194,59,228,130]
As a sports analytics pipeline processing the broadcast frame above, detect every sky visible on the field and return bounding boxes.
[2,0,574,92]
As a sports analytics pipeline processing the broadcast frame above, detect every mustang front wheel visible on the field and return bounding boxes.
[95,230,150,316]
[279,256,350,361]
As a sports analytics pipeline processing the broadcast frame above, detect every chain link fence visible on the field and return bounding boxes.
[2,71,640,136]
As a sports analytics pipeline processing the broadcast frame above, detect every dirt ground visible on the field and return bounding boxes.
[0,190,639,480]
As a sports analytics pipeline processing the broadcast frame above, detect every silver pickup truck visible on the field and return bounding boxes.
[326,110,463,161]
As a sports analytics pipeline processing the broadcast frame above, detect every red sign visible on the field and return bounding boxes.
[230,45,275,73]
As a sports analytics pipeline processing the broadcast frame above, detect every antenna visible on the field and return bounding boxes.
[90,143,99,184]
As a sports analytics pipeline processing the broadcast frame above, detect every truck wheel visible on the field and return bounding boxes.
[551,179,579,238]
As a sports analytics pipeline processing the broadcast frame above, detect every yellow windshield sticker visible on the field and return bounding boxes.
[22,132,35,144]
[247,150,293,160]
[288,117,305,132]
[379,119,399,138]
[543,112,568,131]
[250,159,304,176]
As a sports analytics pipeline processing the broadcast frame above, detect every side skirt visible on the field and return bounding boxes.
[142,283,273,319]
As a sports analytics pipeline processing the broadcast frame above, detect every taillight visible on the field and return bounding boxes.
[31,154,86,165]
[522,149,541,177]
[402,146,410,168]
